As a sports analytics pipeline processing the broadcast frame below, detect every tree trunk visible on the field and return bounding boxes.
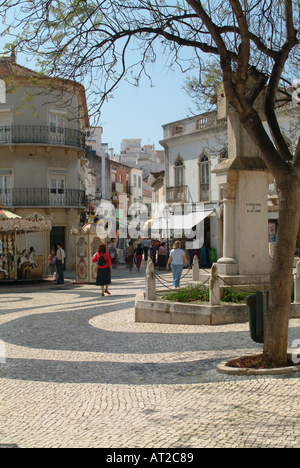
[263,178,300,367]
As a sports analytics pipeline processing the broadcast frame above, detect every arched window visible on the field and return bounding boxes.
[199,153,210,201]
[174,156,184,187]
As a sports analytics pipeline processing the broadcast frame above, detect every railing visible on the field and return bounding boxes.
[0,188,88,208]
[0,125,85,150]
[166,185,188,203]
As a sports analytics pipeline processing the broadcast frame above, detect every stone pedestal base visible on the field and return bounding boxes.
[217,257,238,276]
[199,271,270,287]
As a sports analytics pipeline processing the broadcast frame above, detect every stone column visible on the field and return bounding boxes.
[217,182,238,275]
[209,263,220,305]
[145,258,156,301]
[192,255,199,282]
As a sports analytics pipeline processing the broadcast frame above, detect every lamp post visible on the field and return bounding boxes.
[163,205,171,261]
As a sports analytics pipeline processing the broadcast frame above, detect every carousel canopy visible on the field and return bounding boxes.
[0,211,53,234]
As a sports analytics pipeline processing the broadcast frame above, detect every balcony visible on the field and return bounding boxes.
[0,188,88,208]
[0,125,85,150]
[166,185,188,204]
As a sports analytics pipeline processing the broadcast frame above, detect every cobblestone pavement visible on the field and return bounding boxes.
[1,264,300,448]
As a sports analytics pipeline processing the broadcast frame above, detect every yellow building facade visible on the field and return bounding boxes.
[0,52,89,270]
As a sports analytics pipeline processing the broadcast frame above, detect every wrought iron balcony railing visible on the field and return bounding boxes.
[0,188,88,208]
[166,185,188,204]
[0,125,85,150]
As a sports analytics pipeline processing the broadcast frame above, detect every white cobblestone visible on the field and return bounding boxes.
[1,265,300,448]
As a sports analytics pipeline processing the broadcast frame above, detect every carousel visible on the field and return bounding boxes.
[0,203,53,281]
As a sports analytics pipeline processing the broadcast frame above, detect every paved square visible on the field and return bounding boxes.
[1,265,300,448]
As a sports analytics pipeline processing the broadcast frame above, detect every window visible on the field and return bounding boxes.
[0,170,13,205]
[49,170,67,205]
[0,110,12,142]
[174,157,184,187]
[199,154,210,201]
[138,176,141,189]
[49,112,66,143]
[196,118,208,130]
[49,113,66,132]
[0,80,6,104]
[172,124,183,136]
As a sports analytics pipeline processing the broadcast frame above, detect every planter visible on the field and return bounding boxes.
[217,354,300,376]
[135,291,300,326]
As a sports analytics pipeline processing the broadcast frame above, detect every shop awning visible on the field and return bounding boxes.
[0,209,21,219]
[151,210,214,231]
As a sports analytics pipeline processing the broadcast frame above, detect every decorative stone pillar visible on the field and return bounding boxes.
[217,182,238,275]
[145,258,156,301]
[209,263,220,305]
[192,255,199,281]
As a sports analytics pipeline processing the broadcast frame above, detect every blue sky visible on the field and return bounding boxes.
[99,63,195,154]
[0,2,201,154]
[0,37,198,154]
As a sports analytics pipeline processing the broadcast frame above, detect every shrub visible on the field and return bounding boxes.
[161,286,209,303]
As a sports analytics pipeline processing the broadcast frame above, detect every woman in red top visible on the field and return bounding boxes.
[92,243,113,296]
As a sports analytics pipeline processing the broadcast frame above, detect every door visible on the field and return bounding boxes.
[50,227,66,264]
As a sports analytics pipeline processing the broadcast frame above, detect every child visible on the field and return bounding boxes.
[48,249,56,278]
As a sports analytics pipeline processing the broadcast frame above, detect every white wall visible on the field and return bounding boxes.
[164,125,227,204]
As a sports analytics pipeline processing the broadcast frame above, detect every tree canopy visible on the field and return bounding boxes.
[2,1,300,125]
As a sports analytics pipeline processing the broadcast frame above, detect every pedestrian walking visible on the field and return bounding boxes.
[48,248,56,278]
[55,242,65,284]
[92,243,113,296]
[166,240,188,288]
[126,241,135,270]
[149,240,156,265]
[135,243,143,270]
[108,241,118,267]
[142,237,150,260]
[158,242,166,270]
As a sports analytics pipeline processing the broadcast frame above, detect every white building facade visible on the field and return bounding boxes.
[159,111,227,256]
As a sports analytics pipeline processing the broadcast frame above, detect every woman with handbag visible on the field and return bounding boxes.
[92,243,113,296]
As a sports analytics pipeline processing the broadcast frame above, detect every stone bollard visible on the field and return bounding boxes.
[209,263,220,306]
[294,260,300,302]
[192,255,199,282]
[145,258,156,301]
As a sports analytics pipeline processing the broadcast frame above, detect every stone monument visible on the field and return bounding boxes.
[212,86,273,285]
